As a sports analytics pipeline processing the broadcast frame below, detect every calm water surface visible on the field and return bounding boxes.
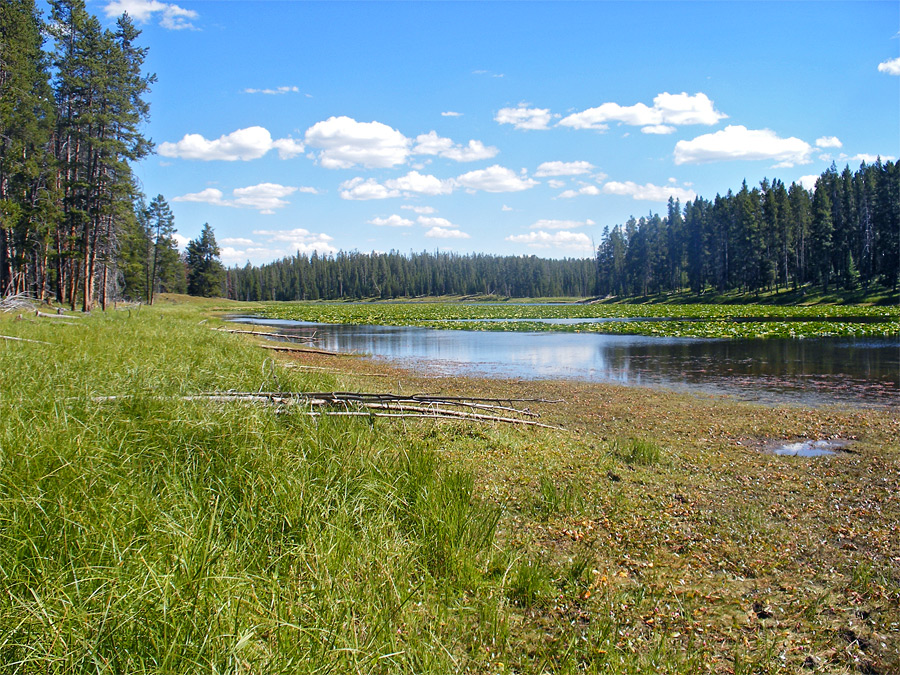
[237,318,899,409]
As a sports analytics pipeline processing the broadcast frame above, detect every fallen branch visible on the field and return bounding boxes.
[213,327,317,341]
[93,390,565,429]
[260,344,343,356]
[35,310,83,319]
[0,334,51,345]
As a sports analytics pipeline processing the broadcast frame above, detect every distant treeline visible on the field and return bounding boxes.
[228,251,598,301]
[597,160,898,297]
[228,160,898,301]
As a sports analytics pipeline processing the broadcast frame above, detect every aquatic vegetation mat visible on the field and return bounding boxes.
[257,301,900,339]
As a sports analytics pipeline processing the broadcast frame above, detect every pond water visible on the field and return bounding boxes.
[236,318,899,409]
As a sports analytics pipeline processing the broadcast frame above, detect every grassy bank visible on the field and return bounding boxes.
[1,297,898,673]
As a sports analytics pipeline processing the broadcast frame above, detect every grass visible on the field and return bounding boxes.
[1,295,898,673]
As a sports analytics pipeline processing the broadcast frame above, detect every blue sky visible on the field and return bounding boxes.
[83,0,899,265]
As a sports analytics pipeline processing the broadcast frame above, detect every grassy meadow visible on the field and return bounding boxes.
[1,296,898,673]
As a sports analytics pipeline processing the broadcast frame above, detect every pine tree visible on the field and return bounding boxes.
[0,0,57,297]
[186,223,225,297]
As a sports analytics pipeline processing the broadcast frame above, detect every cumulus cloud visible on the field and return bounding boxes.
[104,0,197,29]
[815,136,842,149]
[425,227,470,239]
[252,228,337,256]
[455,165,538,192]
[173,182,301,214]
[641,124,676,135]
[159,126,304,161]
[243,86,300,95]
[305,116,410,169]
[417,216,455,228]
[673,125,812,167]
[495,106,553,130]
[389,171,455,195]
[368,215,414,227]
[601,181,696,202]
[339,177,401,200]
[559,92,725,131]
[441,111,463,117]
[342,171,454,200]
[401,205,436,214]
[413,131,498,161]
[797,175,819,191]
[878,57,900,75]
[506,230,593,252]
[848,153,895,163]
[534,160,595,177]
[557,185,601,199]
[529,219,595,230]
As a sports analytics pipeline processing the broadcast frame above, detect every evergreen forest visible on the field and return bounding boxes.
[228,161,898,302]
[0,0,222,307]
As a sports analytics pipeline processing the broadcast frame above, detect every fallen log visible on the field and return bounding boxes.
[35,310,83,319]
[0,334,51,344]
[260,344,342,356]
[213,327,317,341]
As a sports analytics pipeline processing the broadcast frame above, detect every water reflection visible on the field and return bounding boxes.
[236,318,899,409]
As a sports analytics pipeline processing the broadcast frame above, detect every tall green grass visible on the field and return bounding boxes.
[0,308,502,672]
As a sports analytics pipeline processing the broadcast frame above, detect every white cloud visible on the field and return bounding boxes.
[243,86,300,95]
[339,177,401,200]
[252,228,337,256]
[501,205,513,212]
[368,215,414,227]
[534,160,595,177]
[529,219,595,230]
[304,116,410,169]
[673,125,812,167]
[601,181,696,202]
[878,57,900,75]
[425,227,470,239]
[104,0,197,30]
[441,111,463,117]
[547,179,566,189]
[641,124,676,135]
[797,175,819,190]
[173,188,224,204]
[559,92,725,131]
[495,106,553,130]
[173,182,300,213]
[389,171,455,196]
[557,185,601,199]
[221,237,255,246]
[171,233,190,250]
[413,131,499,162]
[815,136,842,149]
[848,153,895,163]
[417,216,455,228]
[231,183,298,213]
[159,126,304,161]
[455,165,538,192]
[506,230,593,252]
[401,205,436,214]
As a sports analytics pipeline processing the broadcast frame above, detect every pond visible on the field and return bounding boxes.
[235,318,899,409]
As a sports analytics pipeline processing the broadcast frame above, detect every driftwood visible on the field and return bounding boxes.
[260,344,342,356]
[213,327,317,341]
[35,310,83,319]
[94,390,565,429]
[0,334,51,344]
